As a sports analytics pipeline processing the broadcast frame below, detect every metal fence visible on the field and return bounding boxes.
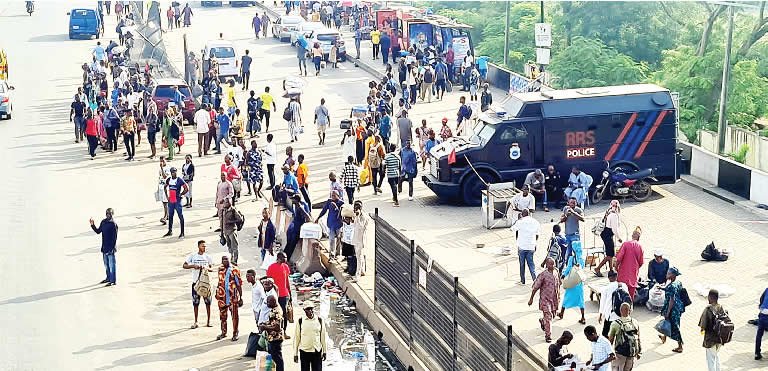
[372,209,547,371]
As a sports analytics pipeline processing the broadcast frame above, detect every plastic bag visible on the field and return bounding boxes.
[655,318,672,338]
[260,251,277,270]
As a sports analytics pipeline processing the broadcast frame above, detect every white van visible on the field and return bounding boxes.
[202,40,239,82]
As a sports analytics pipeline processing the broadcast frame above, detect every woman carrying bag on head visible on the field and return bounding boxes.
[594,200,622,276]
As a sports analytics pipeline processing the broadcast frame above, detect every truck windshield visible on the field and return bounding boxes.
[154,86,192,99]
[469,120,496,146]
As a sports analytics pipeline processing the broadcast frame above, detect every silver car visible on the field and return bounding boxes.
[0,80,14,120]
[290,21,326,46]
[272,15,305,43]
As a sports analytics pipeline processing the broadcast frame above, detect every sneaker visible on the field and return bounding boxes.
[408,197,413,201]
[393,202,400,207]
[757,354,763,360]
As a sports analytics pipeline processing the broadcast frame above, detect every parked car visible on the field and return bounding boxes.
[201,1,224,6]
[202,40,239,83]
[68,8,102,39]
[309,28,347,62]
[150,78,196,125]
[0,79,14,120]
[290,21,326,46]
[272,15,304,43]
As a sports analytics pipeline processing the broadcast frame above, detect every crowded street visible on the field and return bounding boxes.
[2,1,768,371]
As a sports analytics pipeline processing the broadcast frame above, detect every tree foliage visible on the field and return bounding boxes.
[548,37,647,89]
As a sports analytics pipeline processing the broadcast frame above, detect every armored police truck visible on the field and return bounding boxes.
[423,84,679,205]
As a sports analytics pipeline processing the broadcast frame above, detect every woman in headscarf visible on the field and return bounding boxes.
[558,239,586,324]
[594,199,622,276]
[660,267,685,353]
[161,106,178,160]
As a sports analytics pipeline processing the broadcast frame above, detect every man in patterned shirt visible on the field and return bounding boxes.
[215,256,242,341]
[340,156,360,204]
[259,295,285,370]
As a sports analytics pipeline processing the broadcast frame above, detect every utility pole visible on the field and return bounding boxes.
[717,5,734,155]
[539,1,545,74]
[503,1,510,67]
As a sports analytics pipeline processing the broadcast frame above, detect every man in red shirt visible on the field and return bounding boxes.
[616,226,645,299]
[266,252,292,339]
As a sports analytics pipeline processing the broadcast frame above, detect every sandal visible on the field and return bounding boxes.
[232,333,239,341]
[216,334,226,341]
[190,323,198,329]
[578,318,586,325]
[593,269,604,278]
[672,347,683,353]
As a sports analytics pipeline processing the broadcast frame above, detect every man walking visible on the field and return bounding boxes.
[264,134,277,190]
[699,289,725,370]
[259,87,277,132]
[261,13,270,38]
[252,15,262,39]
[340,156,360,204]
[259,296,285,371]
[221,199,244,264]
[598,271,621,337]
[616,227,645,299]
[397,110,413,148]
[608,302,642,370]
[756,287,768,360]
[216,171,234,232]
[215,256,242,341]
[90,208,118,286]
[195,104,211,157]
[267,252,292,339]
[215,106,231,154]
[528,257,560,343]
[241,50,253,90]
[164,167,189,238]
[511,209,539,285]
[314,98,330,145]
[183,240,213,329]
[70,94,87,143]
[294,302,327,371]
[316,190,344,257]
[370,27,381,60]
[247,90,261,137]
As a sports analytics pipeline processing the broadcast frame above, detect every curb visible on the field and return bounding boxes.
[680,176,768,218]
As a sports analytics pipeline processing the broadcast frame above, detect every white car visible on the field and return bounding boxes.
[0,80,14,120]
[272,15,305,43]
[290,21,326,46]
[202,40,239,82]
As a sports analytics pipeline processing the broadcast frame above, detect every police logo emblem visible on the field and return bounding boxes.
[509,143,521,160]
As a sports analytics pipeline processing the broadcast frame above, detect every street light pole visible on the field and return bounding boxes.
[717,5,734,155]
[503,1,510,67]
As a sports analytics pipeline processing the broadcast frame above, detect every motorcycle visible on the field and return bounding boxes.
[591,162,656,204]
[26,1,34,16]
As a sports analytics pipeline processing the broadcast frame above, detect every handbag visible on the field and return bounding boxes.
[232,178,242,193]
[654,318,673,338]
[177,131,185,146]
[562,261,586,289]
[260,251,277,270]
[591,219,605,236]
[219,233,226,246]
[257,330,268,350]
[193,269,211,298]
[154,188,163,202]
[286,300,295,323]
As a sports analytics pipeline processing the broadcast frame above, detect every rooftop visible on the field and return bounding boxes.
[514,83,669,102]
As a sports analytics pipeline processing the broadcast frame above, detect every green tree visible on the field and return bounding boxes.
[475,2,539,71]
[547,37,648,89]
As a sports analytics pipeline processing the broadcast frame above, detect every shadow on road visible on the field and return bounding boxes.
[0,283,103,305]
[73,327,188,355]
[27,34,70,43]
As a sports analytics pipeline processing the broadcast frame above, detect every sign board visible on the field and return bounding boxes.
[534,23,552,47]
[536,48,551,65]
[451,36,471,60]
[418,267,427,289]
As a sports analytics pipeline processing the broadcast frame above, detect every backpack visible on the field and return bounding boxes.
[612,287,632,316]
[464,105,473,119]
[711,307,735,345]
[701,241,729,261]
[282,105,293,121]
[193,269,211,298]
[424,68,434,83]
[679,287,692,307]
[235,209,245,231]
[542,236,563,269]
[369,145,382,168]
[614,318,641,357]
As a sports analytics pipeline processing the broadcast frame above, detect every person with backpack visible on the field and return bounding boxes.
[183,240,213,329]
[660,267,686,353]
[598,271,622,337]
[221,198,245,264]
[699,289,732,370]
[456,96,472,134]
[608,302,642,370]
[293,302,327,370]
[419,64,435,103]
[367,135,386,195]
[434,58,448,100]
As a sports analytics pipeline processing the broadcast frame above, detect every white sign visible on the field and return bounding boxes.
[418,267,427,289]
[534,23,552,47]
[451,36,471,60]
[536,48,551,65]
[509,144,521,160]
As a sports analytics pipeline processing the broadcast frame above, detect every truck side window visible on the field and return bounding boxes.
[497,126,528,144]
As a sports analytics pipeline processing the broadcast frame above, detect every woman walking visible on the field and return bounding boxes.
[157,156,171,224]
[85,111,100,159]
[594,200,622,276]
[311,42,323,76]
[245,140,264,199]
[660,267,685,353]
[559,241,586,324]
[182,154,195,208]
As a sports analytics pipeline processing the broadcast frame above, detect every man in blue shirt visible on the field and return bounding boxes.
[277,165,299,207]
[354,28,362,59]
[564,166,590,206]
[90,208,119,286]
[215,107,232,154]
[380,31,391,65]
[400,142,418,201]
[172,85,185,108]
[756,287,768,360]
[476,55,490,81]
[93,41,107,63]
[316,190,344,257]
[285,193,311,260]
[240,49,253,91]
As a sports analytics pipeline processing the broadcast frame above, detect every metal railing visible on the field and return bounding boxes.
[127,1,184,80]
[372,209,547,371]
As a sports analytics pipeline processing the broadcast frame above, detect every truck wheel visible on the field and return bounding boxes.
[461,171,494,206]
[631,181,653,202]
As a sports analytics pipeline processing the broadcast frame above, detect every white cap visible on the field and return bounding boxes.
[653,249,664,257]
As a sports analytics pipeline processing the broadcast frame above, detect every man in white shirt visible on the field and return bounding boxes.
[511,209,540,285]
[585,325,615,371]
[194,104,211,157]
[247,270,277,324]
[263,133,277,190]
[509,185,536,220]
[182,240,214,329]
[598,271,622,337]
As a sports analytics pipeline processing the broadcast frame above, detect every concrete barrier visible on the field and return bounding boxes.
[686,141,768,206]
